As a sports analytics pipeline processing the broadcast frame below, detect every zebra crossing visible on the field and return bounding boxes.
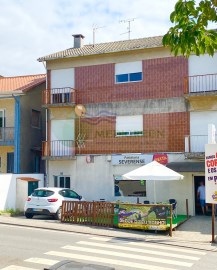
[1,236,206,270]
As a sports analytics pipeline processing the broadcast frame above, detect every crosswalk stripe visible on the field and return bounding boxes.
[76,241,201,261]
[24,257,59,266]
[46,250,178,270]
[0,266,38,270]
[90,236,206,255]
[62,245,193,267]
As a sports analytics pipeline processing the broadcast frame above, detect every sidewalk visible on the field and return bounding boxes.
[0,214,217,252]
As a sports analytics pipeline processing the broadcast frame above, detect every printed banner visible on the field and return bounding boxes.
[205,144,217,204]
[116,204,169,230]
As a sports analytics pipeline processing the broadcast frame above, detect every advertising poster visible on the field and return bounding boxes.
[205,144,217,204]
[116,204,168,231]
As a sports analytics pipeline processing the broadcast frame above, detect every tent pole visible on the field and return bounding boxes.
[154,180,156,203]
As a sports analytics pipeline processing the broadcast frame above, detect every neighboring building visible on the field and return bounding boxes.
[0,74,46,174]
[38,34,217,216]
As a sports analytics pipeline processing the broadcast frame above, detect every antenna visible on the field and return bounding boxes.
[92,24,105,46]
[119,17,137,40]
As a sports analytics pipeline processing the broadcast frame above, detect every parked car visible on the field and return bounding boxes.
[24,187,84,220]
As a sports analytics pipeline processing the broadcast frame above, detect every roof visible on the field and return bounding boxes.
[38,35,163,62]
[166,162,205,172]
[0,74,46,94]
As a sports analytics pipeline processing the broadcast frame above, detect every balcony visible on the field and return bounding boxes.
[0,127,14,145]
[184,73,217,94]
[184,134,217,159]
[42,87,76,106]
[42,140,75,160]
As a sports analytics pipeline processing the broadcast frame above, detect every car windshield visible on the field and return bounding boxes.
[59,189,80,199]
[32,190,54,197]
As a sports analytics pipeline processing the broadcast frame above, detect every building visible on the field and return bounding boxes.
[38,34,217,216]
[0,74,46,174]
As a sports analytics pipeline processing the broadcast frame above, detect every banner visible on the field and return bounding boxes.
[115,203,168,230]
[205,144,217,204]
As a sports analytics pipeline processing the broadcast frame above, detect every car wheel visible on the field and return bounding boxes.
[25,213,34,219]
[55,207,62,220]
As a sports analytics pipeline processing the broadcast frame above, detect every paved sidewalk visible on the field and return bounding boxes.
[0,214,217,251]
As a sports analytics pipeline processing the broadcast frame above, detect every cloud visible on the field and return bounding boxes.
[0,0,177,76]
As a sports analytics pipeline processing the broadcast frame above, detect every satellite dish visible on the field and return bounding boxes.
[75,104,86,117]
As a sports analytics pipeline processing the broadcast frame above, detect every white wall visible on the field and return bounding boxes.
[0,174,44,211]
[48,154,194,215]
[189,53,217,76]
[190,111,217,152]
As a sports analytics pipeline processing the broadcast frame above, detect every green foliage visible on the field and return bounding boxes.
[0,209,23,216]
[163,0,217,57]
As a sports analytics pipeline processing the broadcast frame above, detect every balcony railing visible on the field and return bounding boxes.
[184,73,217,94]
[42,140,75,159]
[185,134,217,153]
[42,87,76,106]
[0,127,14,145]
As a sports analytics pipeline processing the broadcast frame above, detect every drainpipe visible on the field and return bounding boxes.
[13,95,20,173]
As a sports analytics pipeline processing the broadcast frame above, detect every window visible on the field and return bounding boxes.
[116,115,143,137]
[54,175,70,188]
[115,61,142,83]
[114,176,146,197]
[59,189,80,199]
[0,110,5,140]
[31,109,41,128]
[0,156,1,172]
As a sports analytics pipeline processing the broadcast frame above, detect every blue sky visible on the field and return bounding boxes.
[0,0,179,76]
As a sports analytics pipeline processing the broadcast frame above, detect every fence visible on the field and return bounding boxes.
[61,201,115,227]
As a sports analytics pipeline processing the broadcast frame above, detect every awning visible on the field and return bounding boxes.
[166,161,205,172]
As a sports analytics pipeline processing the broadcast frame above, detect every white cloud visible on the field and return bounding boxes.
[0,0,177,76]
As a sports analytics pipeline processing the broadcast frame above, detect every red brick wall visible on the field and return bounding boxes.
[75,56,188,104]
[76,112,189,154]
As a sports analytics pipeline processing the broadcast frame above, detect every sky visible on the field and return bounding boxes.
[0,0,180,77]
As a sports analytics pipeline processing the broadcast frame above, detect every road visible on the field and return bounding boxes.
[0,222,217,270]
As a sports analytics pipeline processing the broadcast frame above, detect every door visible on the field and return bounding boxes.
[194,175,206,215]
[7,152,14,173]
[28,181,38,196]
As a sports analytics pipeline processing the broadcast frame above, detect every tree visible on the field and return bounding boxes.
[163,0,217,57]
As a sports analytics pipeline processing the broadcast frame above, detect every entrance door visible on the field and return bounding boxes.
[7,152,14,173]
[28,181,38,196]
[194,175,206,215]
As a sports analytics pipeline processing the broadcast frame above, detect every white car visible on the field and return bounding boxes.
[24,187,84,220]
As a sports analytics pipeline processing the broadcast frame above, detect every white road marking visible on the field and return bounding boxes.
[62,245,193,267]
[0,266,38,270]
[46,250,178,270]
[24,257,59,265]
[76,240,201,260]
[90,236,207,255]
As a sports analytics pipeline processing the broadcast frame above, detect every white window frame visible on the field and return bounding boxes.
[116,115,143,137]
[115,61,142,84]
[54,175,71,188]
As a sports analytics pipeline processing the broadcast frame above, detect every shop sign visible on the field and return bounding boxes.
[205,144,217,204]
[115,204,168,231]
[153,153,168,165]
[112,154,146,165]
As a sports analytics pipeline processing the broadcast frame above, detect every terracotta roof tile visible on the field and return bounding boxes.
[38,35,163,62]
[0,74,46,94]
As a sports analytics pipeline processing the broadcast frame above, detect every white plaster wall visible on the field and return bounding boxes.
[15,174,44,210]
[190,111,217,152]
[189,53,217,76]
[48,154,194,215]
[0,174,15,210]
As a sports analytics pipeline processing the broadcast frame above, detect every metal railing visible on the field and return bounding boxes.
[184,73,217,94]
[0,127,14,143]
[42,140,75,158]
[42,87,76,105]
[184,135,217,152]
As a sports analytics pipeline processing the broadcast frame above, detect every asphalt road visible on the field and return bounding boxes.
[0,221,217,270]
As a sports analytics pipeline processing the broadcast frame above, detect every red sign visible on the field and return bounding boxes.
[153,154,168,165]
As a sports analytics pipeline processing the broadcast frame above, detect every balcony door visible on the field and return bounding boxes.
[51,119,75,156]
[0,110,5,140]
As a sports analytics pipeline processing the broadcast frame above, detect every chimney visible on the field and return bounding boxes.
[72,34,85,48]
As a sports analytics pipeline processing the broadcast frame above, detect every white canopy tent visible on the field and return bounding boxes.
[122,160,184,203]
